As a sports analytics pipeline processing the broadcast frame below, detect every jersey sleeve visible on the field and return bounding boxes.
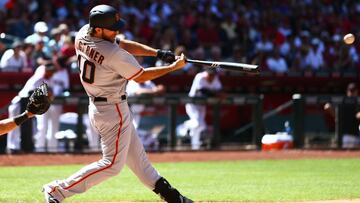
[109,49,144,80]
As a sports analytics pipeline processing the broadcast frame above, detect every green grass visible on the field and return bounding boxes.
[1,159,360,202]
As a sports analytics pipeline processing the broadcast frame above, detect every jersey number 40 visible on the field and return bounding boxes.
[78,55,95,84]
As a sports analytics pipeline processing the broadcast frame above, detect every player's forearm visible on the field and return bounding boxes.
[134,64,178,83]
[0,112,34,136]
[0,118,18,136]
[134,53,186,83]
[120,39,158,56]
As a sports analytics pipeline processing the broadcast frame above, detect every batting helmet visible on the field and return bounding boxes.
[89,5,125,31]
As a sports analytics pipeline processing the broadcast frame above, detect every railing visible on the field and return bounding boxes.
[12,94,360,153]
[18,94,264,152]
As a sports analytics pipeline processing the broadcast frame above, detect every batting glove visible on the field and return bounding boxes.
[157,50,176,63]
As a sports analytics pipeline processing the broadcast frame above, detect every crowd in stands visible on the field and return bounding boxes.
[0,0,359,74]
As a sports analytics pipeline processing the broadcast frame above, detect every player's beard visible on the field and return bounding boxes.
[102,30,119,43]
[102,32,115,43]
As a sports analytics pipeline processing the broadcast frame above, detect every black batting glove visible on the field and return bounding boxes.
[157,50,176,63]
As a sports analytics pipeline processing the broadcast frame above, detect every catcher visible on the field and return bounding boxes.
[0,83,51,136]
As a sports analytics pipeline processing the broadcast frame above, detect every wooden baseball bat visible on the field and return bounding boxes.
[186,59,259,74]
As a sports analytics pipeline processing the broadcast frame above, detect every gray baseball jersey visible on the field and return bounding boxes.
[77,24,144,100]
[43,24,160,202]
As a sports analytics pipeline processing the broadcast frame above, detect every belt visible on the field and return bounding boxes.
[94,95,127,102]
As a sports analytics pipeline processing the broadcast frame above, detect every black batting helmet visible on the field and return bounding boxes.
[89,5,125,31]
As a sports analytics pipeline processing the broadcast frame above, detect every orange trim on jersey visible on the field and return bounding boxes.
[62,104,123,191]
[49,186,59,195]
[127,68,144,80]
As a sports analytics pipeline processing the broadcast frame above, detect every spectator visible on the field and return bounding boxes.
[255,33,273,53]
[59,35,76,59]
[29,38,50,69]
[57,23,70,41]
[22,42,35,72]
[221,14,237,42]
[0,40,27,72]
[48,28,62,55]
[294,31,311,55]
[291,45,310,72]
[25,21,51,57]
[305,38,324,71]
[7,63,56,154]
[58,23,70,47]
[324,82,360,148]
[266,48,288,73]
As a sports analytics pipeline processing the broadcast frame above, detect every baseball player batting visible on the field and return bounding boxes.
[42,4,193,203]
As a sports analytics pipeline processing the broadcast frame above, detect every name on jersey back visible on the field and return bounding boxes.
[78,41,105,65]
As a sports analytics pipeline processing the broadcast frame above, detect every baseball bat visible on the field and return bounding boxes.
[186,59,259,74]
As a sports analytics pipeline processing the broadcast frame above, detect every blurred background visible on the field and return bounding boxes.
[0,0,359,153]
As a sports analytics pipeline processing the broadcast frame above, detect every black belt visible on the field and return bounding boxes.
[94,95,127,102]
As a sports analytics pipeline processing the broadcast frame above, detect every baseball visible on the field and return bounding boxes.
[343,33,355,44]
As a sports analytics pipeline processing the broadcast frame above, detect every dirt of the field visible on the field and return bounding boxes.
[82,199,360,203]
[1,149,360,166]
[83,201,360,203]
[1,150,360,203]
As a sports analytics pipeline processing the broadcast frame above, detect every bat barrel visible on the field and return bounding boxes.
[186,59,259,73]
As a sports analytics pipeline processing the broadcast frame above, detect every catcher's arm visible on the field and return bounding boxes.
[0,111,34,136]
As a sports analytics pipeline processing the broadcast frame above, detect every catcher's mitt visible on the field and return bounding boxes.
[27,82,51,115]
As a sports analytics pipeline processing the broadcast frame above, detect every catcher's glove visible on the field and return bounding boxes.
[27,82,51,115]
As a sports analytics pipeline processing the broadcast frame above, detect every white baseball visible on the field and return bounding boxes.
[343,33,355,44]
